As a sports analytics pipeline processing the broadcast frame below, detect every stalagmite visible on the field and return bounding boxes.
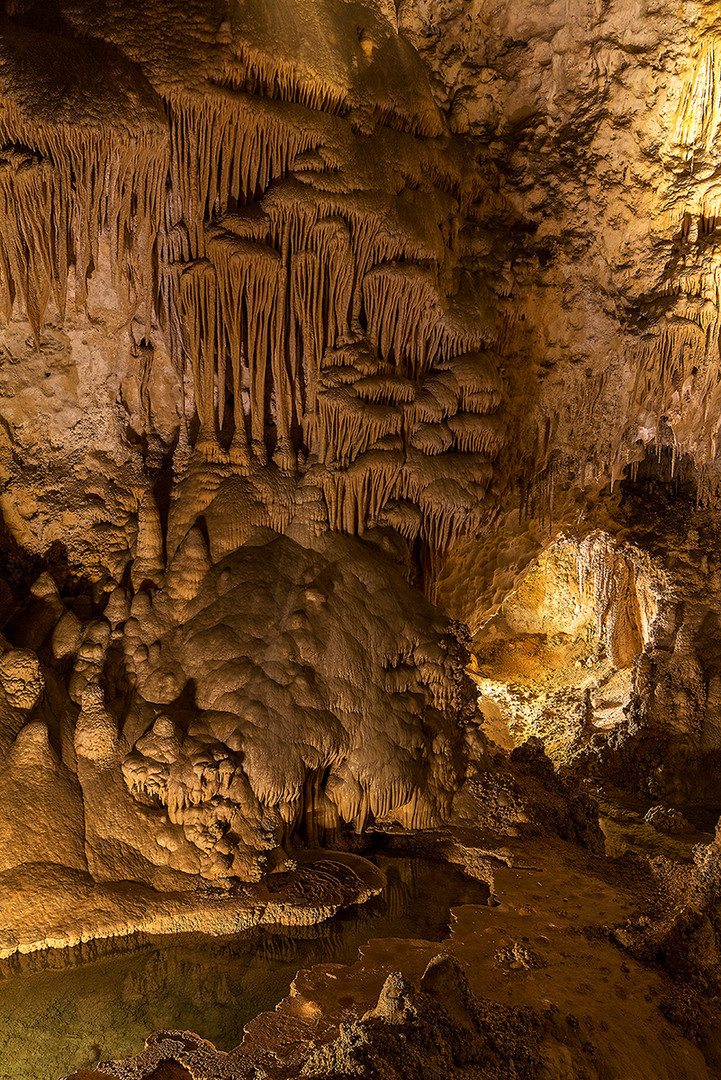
[131,491,165,591]
[164,526,212,602]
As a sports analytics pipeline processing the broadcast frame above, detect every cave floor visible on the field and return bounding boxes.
[78,829,720,1080]
[233,838,705,1079]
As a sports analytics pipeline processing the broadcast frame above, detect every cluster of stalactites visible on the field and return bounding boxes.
[178,239,287,468]
[627,34,721,484]
[160,60,478,497]
[0,103,169,342]
[163,89,320,262]
[665,37,721,238]
[0,37,501,577]
[316,346,504,568]
[177,191,505,562]
[576,533,656,670]
[222,41,348,118]
[177,171,498,430]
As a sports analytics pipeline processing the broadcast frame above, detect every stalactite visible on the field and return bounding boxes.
[308,217,354,347]
[395,449,493,553]
[440,351,504,411]
[371,101,442,139]
[446,412,506,455]
[309,337,505,587]
[363,263,445,379]
[224,6,444,142]
[321,450,405,534]
[354,373,415,405]
[627,319,721,467]
[179,235,288,462]
[410,422,453,456]
[178,260,223,454]
[410,374,460,424]
[0,14,508,605]
[672,37,721,156]
[314,387,403,467]
[0,101,168,338]
[0,149,62,342]
[165,88,318,259]
[223,42,348,117]
[209,231,285,461]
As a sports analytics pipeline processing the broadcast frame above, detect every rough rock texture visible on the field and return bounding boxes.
[1,0,720,874]
[411,0,721,794]
[67,821,721,1080]
[1,0,721,1076]
[0,0,502,905]
[0,531,481,940]
[400,0,721,490]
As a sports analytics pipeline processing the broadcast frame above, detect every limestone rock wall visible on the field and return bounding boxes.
[2,0,721,880]
[0,0,509,888]
[400,0,721,500]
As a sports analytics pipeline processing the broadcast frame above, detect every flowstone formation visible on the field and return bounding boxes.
[0,0,503,912]
[0,531,478,904]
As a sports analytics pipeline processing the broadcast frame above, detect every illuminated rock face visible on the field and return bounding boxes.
[400,0,721,495]
[0,0,495,888]
[0,0,720,890]
[8,8,721,1080]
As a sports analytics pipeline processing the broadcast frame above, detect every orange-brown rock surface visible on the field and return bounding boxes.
[0,1,721,1077]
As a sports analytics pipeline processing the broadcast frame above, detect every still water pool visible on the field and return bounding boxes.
[0,856,488,1079]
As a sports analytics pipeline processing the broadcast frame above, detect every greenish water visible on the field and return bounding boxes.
[0,857,488,1079]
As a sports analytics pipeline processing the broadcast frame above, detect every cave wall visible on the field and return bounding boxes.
[0,0,501,887]
[0,0,720,886]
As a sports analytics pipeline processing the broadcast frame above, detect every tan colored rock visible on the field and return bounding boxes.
[51,610,84,661]
[0,648,43,710]
[0,720,86,872]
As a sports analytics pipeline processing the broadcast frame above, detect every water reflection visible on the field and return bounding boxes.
[0,856,488,1079]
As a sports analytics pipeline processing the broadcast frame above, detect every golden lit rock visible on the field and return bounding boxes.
[0,2,719,1078]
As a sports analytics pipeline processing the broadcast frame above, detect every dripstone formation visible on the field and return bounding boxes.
[2,2,721,1079]
[0,0,501,896]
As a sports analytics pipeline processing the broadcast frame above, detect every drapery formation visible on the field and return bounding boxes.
[0,17,506,582]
